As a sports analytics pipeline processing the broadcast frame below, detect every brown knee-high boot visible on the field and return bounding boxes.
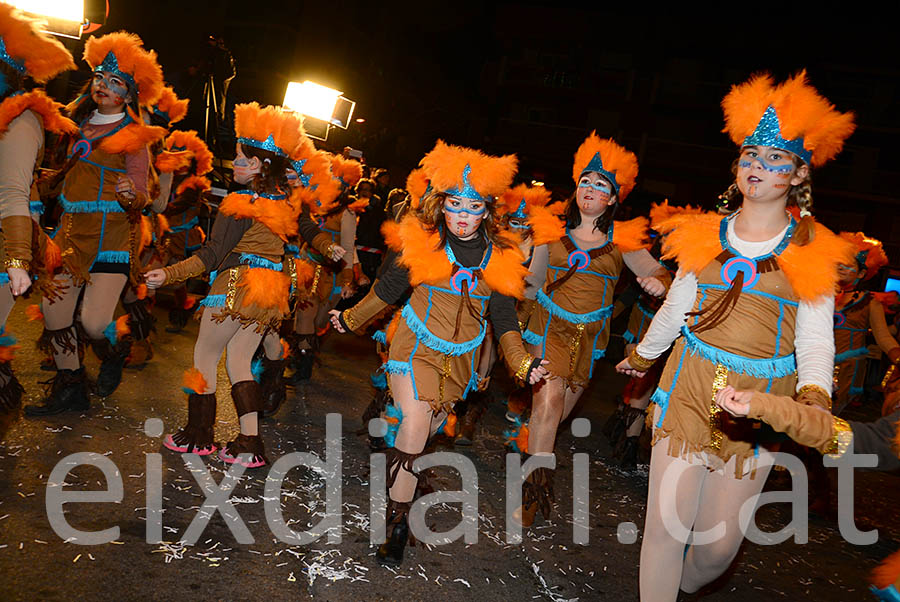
[164,393,217,455]
[514,454,555,528]
[219,380,268,468]
[378,448,424,566]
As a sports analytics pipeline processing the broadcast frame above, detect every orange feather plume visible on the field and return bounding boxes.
[649,200,703,228]
[164,130,214,176]
[234,102,305,158]
[0,90,77,137]
[290,139,340,212]
[612,217,651,253]
[218,191,301,241]
[657,212,731,276]
[83,32,164,106]
[527,204,565,246]
[872,549,900,590]
[721,71,855,167]
[0,3,75,82]
[497,183,552,217]
[482,230,528,298]
[419,140,517,200]
[572,132,639,200]
[43,236,62,271]
[405,168,431,209]
[387,215,452,285]
[175,175,211,196]
[99,121,167,155]
[280,338,290,360]
[0,343,17,362]
[154,86,188,124]
[839,232,889,278]
[182,367,209,395]
[136,283,148,300]
[25,304,43,322]
[329,154,363,190]
[139,215,153,252]
[385,310,401,345]
[348,196,369,213]
[115,314,131,339]
[237,267,291,314]
[776,222,856,301]
[155,150,192,174]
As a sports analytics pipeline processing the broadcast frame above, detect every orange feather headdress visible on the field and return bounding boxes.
[405,167,431,210]
[648,199,704,228]
[152,86,188,125]
[722,71,855,167]
[496,183,552,219]
[839,232,889,279]
[290,137,341,213]
[0,3,75,83]
[419,140,517,202]
[163,130,213,176]
[83,32,164,106]
[572,132,638,200]
[329,154,363,192]
[234,102,304,158]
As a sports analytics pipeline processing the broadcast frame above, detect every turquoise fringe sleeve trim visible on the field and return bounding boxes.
[372,330,387,345]
[681,325,796,379]
[383,360,411,374]
[400,303,485,357]
[522,329,544,346]
[200,294,227,308]
[60,195,125,214]
[536,289,613,325]
[95,250,130,264]
[835,347,869,364]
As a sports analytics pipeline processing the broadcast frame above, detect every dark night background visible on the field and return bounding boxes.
[55,1,900,282]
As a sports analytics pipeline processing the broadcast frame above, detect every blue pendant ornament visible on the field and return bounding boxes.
[720,256,759,290]
[567,249,591,272]
[742,106,812,165]
[451,268,477,293]
[72,139,92,159]
[833,311,846,328]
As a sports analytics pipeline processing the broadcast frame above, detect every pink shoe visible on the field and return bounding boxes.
[218,434,268,468]
[163,433,217,456]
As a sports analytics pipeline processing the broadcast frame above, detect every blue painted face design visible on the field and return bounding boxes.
[92,72,129,102]
[578,179,612,192]
[738,154,794,175]
[233,157,250,167]
[444,200,486,216]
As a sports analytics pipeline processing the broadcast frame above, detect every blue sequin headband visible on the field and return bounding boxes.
[93,51,138,93]
[579,152,619,195]
[0,37,27,74]
[742,106,812,166]
[237,133,288,158]
[290,158,312,187]
[443,164,489,202]
[509,198,528,220]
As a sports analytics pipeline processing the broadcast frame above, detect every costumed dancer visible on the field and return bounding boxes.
[258,134,342,417]
[712,385,899,600]
[121,85,191,367]
[329,141,549,565]
[286,154,361,382]
[832,232,898,413]
[514,133,670,527]
[25,32,167,416]
[146,102,336,467]
[0,3,75,410]
[614,72,856,601]
[156,129,214,333]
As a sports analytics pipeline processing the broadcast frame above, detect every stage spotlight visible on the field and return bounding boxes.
[9,0,88,38]
[283,80,356,141]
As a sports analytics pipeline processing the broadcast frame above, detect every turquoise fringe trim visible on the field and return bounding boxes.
[169,216,199,233]
[592,348,606,360]
[60,196,124,214]
[103,320,118,346]
[239,253,283,271]
[372,330,387,345]
[200,294,226,308]
[400,303,485,357]
[29,201,44,215]
[536,289,613,325]
[0,273,8,286]
[383,360,411,374]
[623,330,636,344]
[522,329,543,346]
[650,388,670,426]
[95,250,130,264]
[370,371,388,390]
[835,347,869,364]
[681,325,796,379]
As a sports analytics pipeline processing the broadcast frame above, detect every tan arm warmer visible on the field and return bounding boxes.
[499,330,537,386]
[749,392,852,455]
[341,287,390,334]
[163,254,206,284]
[1,215,34,266]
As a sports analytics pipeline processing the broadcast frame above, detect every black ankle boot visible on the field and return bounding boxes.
[602,399,626,444]
[618,436,639,471]
[260,357,287,418]
[0,364,25,411]
[377,502,411,566]
[25,368,89,416]
[288,349,314,383]
[166,307,190,333]
[91,337,131,397]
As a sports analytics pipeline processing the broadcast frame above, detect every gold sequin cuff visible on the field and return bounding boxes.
[341,309,358,332]
[4,258,30,271]
[341,289,389,333]
[796,384,832,411]
[628,348,656,372]
[823,417,853,457]
[515,354,535,385]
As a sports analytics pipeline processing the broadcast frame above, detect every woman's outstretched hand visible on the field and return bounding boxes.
[328,309,346,333]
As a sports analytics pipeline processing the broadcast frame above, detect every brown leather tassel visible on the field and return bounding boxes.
[546,263,579,294]
[452,279,485,340]
[687,270,744,334]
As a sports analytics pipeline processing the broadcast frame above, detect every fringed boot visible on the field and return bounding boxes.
[24,367,89,416]
[218,380,268,468]
[512,454,555,528]
[123,298,156,368]
[163,392,218,455]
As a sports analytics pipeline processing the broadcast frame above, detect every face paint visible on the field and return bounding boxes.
[737,158,794,174]
[444,202,486,216]
[444,196,485,239]
[578,179,613,193]
[92,72,129,103]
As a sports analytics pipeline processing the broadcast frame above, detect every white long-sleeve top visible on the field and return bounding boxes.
[635,217,835,393]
